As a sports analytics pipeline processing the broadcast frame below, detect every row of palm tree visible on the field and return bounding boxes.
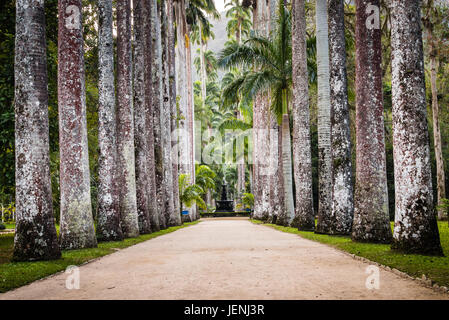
[12,0,221,261]
[217,0,443,255]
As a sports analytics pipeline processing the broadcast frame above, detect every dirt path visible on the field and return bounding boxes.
[1,218,447,300]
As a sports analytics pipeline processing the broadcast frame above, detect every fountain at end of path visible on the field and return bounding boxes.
[215,184,234,212]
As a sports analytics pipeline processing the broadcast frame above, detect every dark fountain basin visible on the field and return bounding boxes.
[215,184,234,213]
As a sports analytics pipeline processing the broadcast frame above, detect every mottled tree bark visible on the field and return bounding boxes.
[133,0,152,234]
[352,0,391,243]
[186,23,197,221]
[252,0,271,221]
[425,23,446,220]
[117,0,140,238]
[315,0,333,234]
[145,0,161,232]
[167,0,181,221]
[267,0,285,225]
[280,110,295,226]
[328,0,353,235]
[270,119,285,224]
[161,0,179,226]
[291,0,315,231]
[390,0,442,255]
[13,0,60,261]
[97,0,123,241]
[149,0,167,229]
[174,0,187,208]
[58,0,97,249]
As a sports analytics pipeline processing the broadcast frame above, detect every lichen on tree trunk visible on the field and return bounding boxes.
[116,0,140,238]
[150,0,168,229]
[315,0,333,234]
[58,0,97,249]
[352,0,391,244]
[13,0,61,261]
[328,0,354,235]
[133,0,153,235]
[390,0,442,255]
[291,0,314,231]
[143,0,161,232]
[161,0,179,227]
[167,0,181,221]
[252,0,271,222]
[96,0,123,242]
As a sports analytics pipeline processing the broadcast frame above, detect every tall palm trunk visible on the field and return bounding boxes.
[315,0,333,234]
[390,0,442,255]
[186,24,197,220]
[175,0,194,222]
[280,91,295,226]
[145,0,161,231]
[352,0,391,243]
[13,0,60,261]
[151,0,167,229]
[425,26,446,220]
[328,0,353,235]
[133,0,152,234]
[252,0,271,221]
[58,0,97,249]
[97,0,123,240]
[168,0,181,221]
[430,56,446,221]
[292,0,314,231]
[117,0,140,238]
[199,24,207,103]
[161,0,179,227]
[270,115,284,224]
[268,0,285,225]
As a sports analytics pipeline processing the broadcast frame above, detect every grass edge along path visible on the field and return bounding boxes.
[0,221,200,293]
[250,219,449,290]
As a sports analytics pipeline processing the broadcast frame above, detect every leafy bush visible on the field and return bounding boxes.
[242,193,254,209]
[179,174,207,210]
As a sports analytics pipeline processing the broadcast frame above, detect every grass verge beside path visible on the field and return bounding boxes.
[251,219,449,288]
[0,221,200,293]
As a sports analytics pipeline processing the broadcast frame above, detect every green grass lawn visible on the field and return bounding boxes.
[0,221,199,293]
[251,219,449,288]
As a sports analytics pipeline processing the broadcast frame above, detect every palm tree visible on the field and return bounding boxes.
[58,0,97,249]
[133,0,152,234]
[186,0,220,220]
[97,0,123,240]
[218,2,295,225]
[291,0,314,231]
[390,0,443,255]
[179,174,207,213]
[352,0,391,243]
[315,0,333,234]
[251,0,271,222]
[225,0,252,44]
[161,0,179,226]
[195,165,216,208]
[151,0,167,229]
[116,0,140,238]
[13,0,60,260]
[328,0,353,235]
[167,0,181,226]
[191,21,215,103]
[423,0,447,221]
[144,0,161,232]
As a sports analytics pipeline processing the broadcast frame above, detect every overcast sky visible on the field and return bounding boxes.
[215,0,226,13]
